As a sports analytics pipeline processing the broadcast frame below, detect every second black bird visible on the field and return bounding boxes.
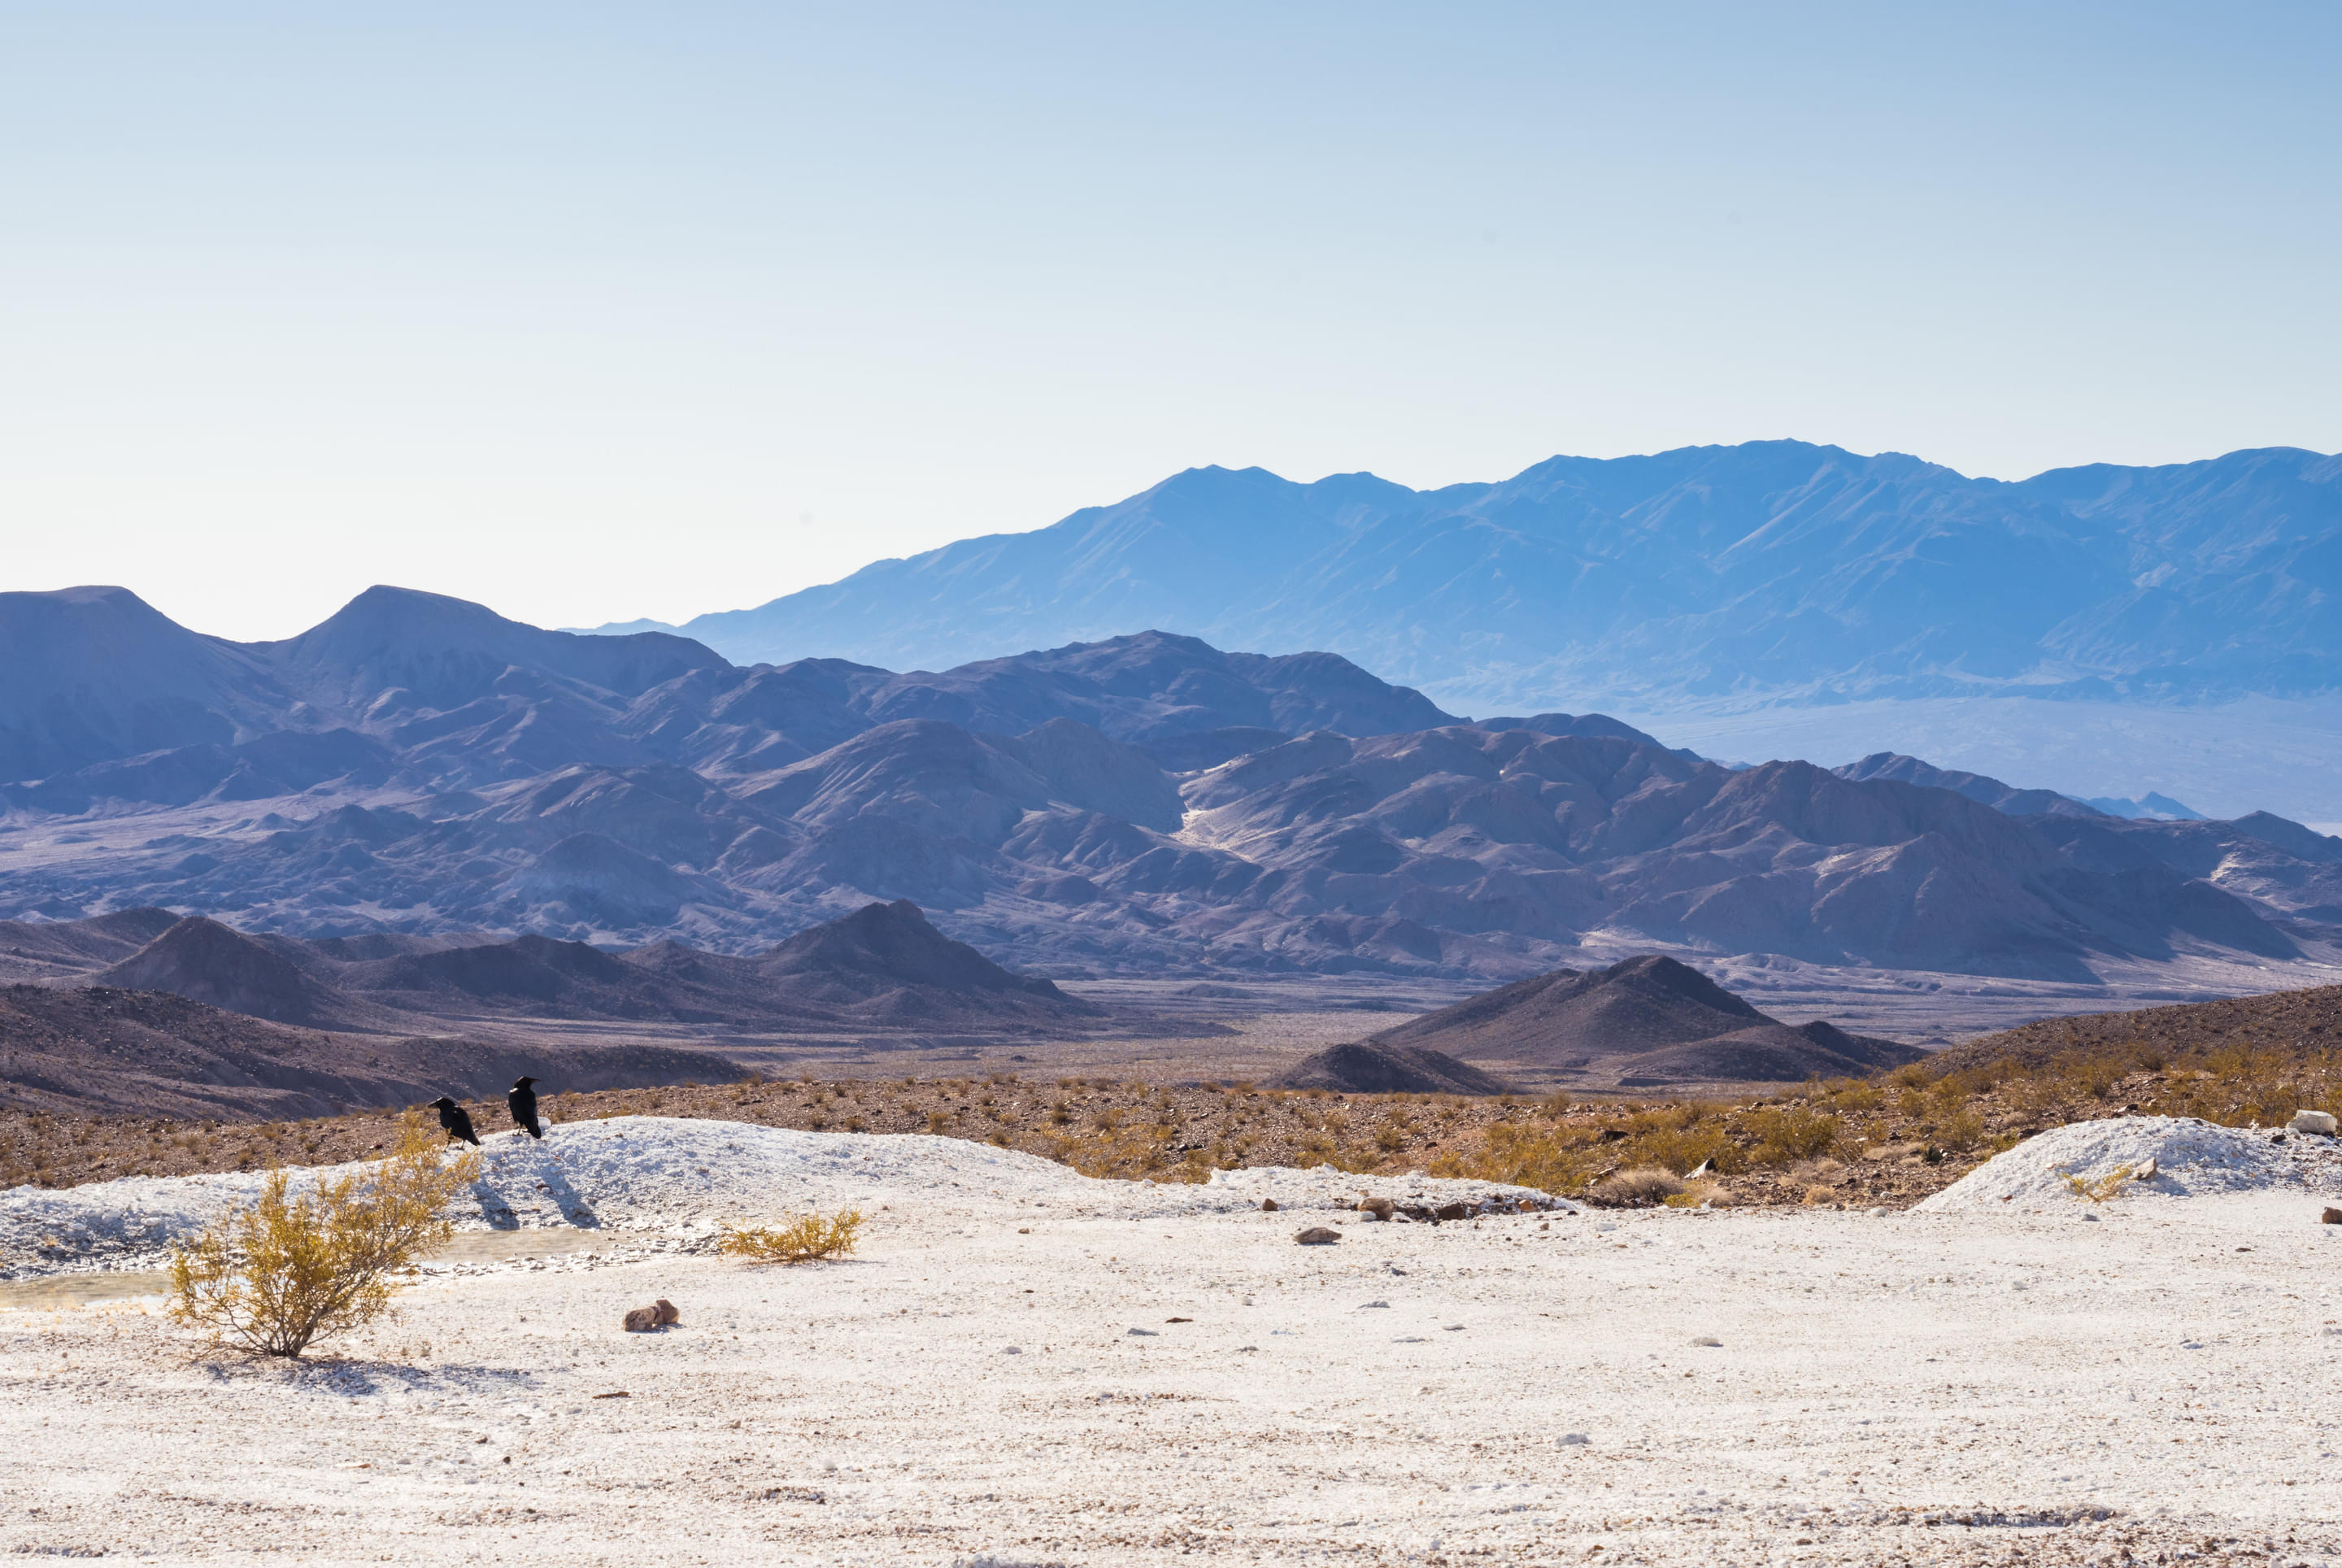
[430,1095,481,1147]
[508,1076,544,1139]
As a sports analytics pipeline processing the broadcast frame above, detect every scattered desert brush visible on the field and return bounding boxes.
[718,1209,865,1263]
[1590,1165,1685,1207]
[166,1110,479,1359]
[2064,1163,2139,1203]
[1661,1178,1728,1209]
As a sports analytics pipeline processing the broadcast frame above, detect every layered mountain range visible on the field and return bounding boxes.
[2,899,1100,1037]
[2,583,2339,991]
[612,441,2342,711]
[0,899,1106,1117]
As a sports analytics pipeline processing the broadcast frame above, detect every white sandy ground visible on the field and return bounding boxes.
[7,1122,2342,1565]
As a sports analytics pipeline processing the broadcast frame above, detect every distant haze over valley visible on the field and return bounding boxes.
[588,439,2342,823]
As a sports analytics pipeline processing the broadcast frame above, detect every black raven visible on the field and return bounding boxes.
[430,1095,481,1147]
[508,1076,544,1139]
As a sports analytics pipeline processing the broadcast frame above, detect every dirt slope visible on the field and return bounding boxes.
[0,983,744,1121]
[1926,981,2342,1077]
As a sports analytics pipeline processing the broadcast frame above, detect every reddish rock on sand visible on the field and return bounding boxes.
[1295,1227,1342,1245]
[622,1306,660,1332]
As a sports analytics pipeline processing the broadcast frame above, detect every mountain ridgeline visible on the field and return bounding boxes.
[620,441,2342,712]
[1,582,2340,987]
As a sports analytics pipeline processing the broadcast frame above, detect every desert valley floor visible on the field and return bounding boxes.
[4,1119,2341,1566]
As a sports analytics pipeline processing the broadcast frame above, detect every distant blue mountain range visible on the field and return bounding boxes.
[599,440,2342,716]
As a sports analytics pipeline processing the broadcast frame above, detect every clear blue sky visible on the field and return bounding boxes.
[3,2,2336,640]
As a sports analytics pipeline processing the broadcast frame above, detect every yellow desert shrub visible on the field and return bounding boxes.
[1590,1165,1683,1207]
[1430,1122,1582,1191]
[1743,1105,1840,1166]
[167,1110,479,1359]
[717,1209,865,1263]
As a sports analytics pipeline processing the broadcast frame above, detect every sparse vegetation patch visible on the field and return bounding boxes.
[718,1209,864,1264]
[165,1111,477,1358]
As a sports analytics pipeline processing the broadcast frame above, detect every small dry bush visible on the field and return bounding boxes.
[1830,1081,1883,1113]
[1933,1105,1987,1150]
[167,1111,478,1359]
[1049,1126,1215,1183]
[1590,1165,1684,1207]
[1432,1122,1583,1191]
[2063,1164,2138,1203]
[1743,1106,1840,1166]
[718,1209,865,1264]
[1661,1178,1729,1209]
[1434,1104,1734,1195]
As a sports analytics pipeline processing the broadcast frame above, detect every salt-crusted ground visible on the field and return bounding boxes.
[6,1119,2342,1565]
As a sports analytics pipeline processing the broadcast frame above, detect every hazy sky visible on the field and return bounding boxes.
[3,2,2337,641]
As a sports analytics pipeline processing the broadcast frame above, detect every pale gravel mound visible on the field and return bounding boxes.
[1916,1115,2332,1212]
[0,1116,1564,1278]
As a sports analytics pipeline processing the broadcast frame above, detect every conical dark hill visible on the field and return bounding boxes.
[756,899,1106,1027]
[1371,955,1761,1063]
[93,916,360,1028]
[1268,1041,1519,1096]
[1371,953,1924,1086]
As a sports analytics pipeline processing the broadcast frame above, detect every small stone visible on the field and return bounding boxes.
[1559,1433,1590,1446]
[621,1306,660,1332]
[1434,1201,1471,1222]
[2323,1208,2342,1225]
[1691,1335,1722,1347]
[1003,1346,1022,1354]
[2082,1212,2100,1222]
[2291,1111,2338,1135]
[1358,1197,1395,1221]
[1261,1199,1279,1212]
[1358,1300,1391,1310]
[1294,1226,1342,1245]
[1127,1327,1159,1336]
[653,1298,680,1326]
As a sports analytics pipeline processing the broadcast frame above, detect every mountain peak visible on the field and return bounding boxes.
[273,586,729,711]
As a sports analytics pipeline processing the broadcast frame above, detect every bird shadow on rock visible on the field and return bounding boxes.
[467,1150,603,1230]
[533,1165,603,1229]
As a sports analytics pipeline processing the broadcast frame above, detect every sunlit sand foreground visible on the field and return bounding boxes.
[4,1120,2340,1565]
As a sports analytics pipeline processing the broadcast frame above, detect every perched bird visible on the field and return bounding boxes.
[430,1095,481,1147]
[508,1076,544,1139]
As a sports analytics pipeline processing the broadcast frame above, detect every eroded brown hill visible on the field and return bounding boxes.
[0,983,742,1121]
[30,899,1112,1039]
